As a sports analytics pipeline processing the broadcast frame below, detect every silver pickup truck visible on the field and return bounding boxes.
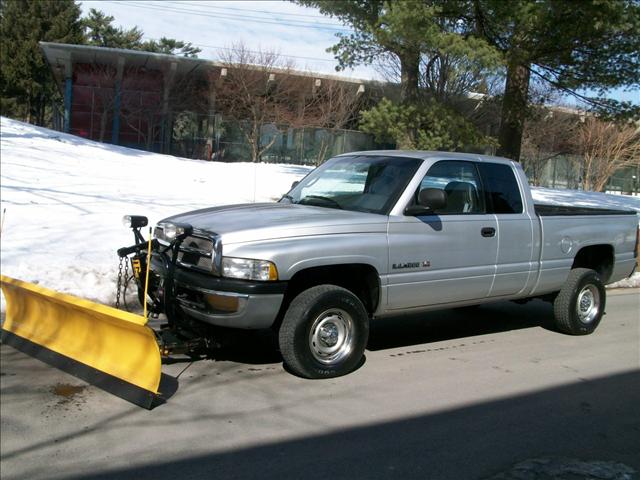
[139,151,638,379]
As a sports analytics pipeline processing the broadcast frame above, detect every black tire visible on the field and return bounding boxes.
[279,285,369,379]
[553,268,606,335]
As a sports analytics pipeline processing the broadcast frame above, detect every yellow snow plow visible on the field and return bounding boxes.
[1,216,213,408]
[0,275,162,409]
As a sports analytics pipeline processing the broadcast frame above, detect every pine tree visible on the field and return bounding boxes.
[470,0,640,161]
[140,37,201,58]
[82,8,143,49]
[303,0,640,161]
[296,1,499,150]
[82,8,201,57]
[0,0,83,124]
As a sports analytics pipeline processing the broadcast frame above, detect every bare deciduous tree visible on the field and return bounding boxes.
[297,78,365,164]
[120,67,163,150]
[215,43,363,163]
[215,44,303,162]
[376,50,502,103]
[79,63,118,142]
[571,117,640,192]
[521,108,578,185]
[120,66,207,152]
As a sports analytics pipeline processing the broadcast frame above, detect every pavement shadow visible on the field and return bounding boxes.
[210,330,282,365]
[158,300,554,370]
[70,370,640,480]
[368,299,555,351]
[158,329,282,366]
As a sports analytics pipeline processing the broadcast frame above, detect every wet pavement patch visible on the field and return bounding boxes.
[50,383,87,402]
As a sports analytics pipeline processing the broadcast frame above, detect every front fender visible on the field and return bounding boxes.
[222,233,388,281]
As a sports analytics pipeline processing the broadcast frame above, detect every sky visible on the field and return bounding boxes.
[79,0,639,104]
[80,0,381,81]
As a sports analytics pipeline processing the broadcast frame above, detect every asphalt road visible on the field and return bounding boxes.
[1,290,639,480]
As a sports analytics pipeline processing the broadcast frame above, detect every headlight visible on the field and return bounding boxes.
[154,226,166,242]
[222,257,278,281]
[122,215,148,228]
[158,222,193,241]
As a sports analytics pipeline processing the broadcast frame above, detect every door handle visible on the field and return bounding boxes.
[481,227,496,237]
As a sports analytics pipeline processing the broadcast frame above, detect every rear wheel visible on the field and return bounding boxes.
[279,285,369,379]
[553,268,605,335]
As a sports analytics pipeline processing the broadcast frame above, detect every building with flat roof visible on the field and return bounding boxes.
[40,42,382,164]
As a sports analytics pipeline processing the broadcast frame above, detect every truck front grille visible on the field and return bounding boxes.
[178,236,214,270]
[155,227,220,274]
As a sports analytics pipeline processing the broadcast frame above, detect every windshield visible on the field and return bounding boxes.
[280,155,422,215]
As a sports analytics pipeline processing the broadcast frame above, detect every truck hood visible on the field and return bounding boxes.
[160,203,388,244]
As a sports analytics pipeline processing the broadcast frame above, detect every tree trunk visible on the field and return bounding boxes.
[26,94,32,124]
[594,177,609,193]
[399,49,420,104]
[399,48,421,148]
[251,123,259,162]
[497,57,531,161]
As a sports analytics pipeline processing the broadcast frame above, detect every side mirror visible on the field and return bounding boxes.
[418,188,447,210]
[291,180,300,189]
[404,188,447,216]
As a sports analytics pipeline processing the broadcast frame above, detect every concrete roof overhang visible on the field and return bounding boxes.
[39,41,371,92]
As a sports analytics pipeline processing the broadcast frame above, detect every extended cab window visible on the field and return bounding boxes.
[477,163,523,214]
[418,161,485,214]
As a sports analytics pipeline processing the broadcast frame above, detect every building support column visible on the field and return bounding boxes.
[111,57,125,145]
[206,75,216,160]
[63,59,73,133]
[161,62,177,154]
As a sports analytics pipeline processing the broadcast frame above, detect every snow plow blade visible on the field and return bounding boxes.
[0,275,161,409]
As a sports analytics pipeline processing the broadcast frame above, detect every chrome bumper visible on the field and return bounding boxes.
[176,285,283,329]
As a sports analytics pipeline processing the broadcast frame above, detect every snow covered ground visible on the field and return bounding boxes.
[0,117,637,312]
[0,117,311,309]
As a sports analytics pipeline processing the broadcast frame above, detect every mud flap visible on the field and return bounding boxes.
[0,275,161,409]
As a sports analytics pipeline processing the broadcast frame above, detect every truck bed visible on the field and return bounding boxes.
[534,204,637,216]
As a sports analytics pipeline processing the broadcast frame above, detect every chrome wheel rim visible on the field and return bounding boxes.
[576,285,600,324]
[309,308,354,365]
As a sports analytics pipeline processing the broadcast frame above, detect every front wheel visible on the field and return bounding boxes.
[279,285,369,379]
[553,268,606,335]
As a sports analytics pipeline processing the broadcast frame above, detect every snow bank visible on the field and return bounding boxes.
[0,117,311,308]
[0,117,637,313]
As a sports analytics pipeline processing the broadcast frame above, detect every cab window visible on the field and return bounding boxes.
[418,161,485,214]
[477,163,523,214]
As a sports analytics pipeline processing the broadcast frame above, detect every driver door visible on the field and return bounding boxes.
[386,160,498,310]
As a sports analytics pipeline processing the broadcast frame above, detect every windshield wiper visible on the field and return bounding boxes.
[299,195,343,209]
